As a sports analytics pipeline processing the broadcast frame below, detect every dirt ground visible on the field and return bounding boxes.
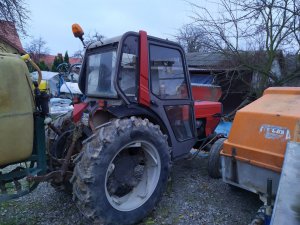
[0,156,261,225]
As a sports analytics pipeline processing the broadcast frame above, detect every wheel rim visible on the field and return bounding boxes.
[105,140,161,211]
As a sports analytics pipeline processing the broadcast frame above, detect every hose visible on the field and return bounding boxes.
[21,54,42,85]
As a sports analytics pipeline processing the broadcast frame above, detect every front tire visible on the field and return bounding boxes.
[208,138,226,178]
[71,117,170,225]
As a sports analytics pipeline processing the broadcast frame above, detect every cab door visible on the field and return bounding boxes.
[147,41,197,159]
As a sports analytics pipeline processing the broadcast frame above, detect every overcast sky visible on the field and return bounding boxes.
[21,0,210,56]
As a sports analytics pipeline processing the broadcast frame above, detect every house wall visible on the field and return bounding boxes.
[271,59,282,78]
[0,40,20,54]
[251,59,283,91]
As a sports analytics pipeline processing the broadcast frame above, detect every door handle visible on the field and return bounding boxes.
[150,100,158,106]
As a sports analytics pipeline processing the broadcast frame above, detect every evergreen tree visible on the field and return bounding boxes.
[57,54,64,65]
[51,56,59,72]
[64,51,69,64]
[51,54,64,72]
[37,61,49,71]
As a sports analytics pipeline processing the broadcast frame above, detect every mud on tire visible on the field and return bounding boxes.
[71,117,171,225]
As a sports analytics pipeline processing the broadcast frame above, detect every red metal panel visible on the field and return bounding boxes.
[73,102,88,123]
[191,84,222,102]
[194,101,222,136]
[138,30,150,107]
[194,101,222,118]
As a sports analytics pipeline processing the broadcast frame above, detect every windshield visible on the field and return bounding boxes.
[86,49,117,97]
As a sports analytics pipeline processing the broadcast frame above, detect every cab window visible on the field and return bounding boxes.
[119,35,138,101]
[150,45,188,100]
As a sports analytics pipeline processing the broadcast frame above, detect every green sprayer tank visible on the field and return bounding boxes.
[0,53,35,166]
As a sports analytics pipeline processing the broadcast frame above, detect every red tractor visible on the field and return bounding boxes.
[59,24,222,224]
[0,25,221,225]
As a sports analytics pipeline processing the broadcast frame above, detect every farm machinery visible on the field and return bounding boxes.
[0,24,222,224]
[208,87,300,225]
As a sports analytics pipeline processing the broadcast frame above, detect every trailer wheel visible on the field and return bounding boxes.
[208,138,226,179]
[72,117,170,225]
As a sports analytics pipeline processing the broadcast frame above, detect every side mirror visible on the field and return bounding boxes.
[72,23,86,47]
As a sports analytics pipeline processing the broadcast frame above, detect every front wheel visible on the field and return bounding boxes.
[71,117,170,225]
[208,138,226,178]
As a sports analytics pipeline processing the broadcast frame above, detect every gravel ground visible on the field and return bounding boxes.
[0,156,261,225]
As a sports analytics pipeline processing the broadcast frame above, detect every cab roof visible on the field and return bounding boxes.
[88,35,122,50]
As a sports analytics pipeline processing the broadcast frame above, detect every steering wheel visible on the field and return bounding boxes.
[57,63,70,74]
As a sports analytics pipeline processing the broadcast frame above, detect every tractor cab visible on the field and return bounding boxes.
[74,26,200,159]
[67,26,222,224]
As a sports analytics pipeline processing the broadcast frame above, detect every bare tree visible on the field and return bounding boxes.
[25,37,49,62]
[0,0,29,35]
[85,31,105,44]
[188,0,300,96]
[175,24,211,52]
[73,31,105,58]
[72,49,84,59]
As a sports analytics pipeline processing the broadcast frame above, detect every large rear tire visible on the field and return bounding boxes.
[208,138,226,179]
[71,117,170,225]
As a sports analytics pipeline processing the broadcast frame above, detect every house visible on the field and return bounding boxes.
[0,20,25,54]
[186,51,296,115]
[38,53,81,69]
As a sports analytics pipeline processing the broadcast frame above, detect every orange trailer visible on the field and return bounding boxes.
[209,87,300,198]
[222,87,300,196]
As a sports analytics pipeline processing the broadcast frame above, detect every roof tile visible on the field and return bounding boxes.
[0,20,25,54]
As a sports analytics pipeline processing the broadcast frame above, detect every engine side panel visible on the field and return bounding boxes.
[194,101,222,136]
